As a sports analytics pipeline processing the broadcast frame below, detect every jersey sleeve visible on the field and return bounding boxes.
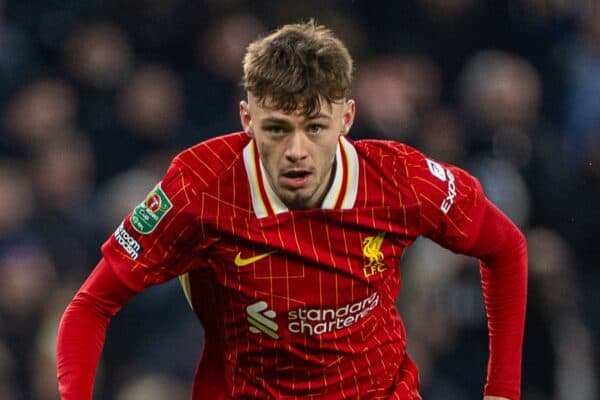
[57,259,136,400]
[404,148,528,400]
[405,150,486,251]
[101,158,206,292]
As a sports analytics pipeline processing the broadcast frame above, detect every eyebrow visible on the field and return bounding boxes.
[261,113,333,124]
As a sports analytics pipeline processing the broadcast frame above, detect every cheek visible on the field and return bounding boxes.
[258,145,278,170]
[323,141,339,163]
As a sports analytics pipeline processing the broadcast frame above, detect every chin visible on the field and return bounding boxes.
[281,193,314,210]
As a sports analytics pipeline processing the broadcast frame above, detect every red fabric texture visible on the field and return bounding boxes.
[56,136,527,399]
[469,200,528,400]
[56,203,527,400]
[56,259,136,399]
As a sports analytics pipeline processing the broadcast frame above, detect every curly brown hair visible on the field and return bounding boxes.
[242,20,353,117]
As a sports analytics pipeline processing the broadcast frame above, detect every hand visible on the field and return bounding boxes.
[483,397,510,400]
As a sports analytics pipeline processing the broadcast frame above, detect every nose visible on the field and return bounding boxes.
[284,131,308,162]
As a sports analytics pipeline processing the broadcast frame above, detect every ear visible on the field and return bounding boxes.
[341,99,356,136]
[240,100,253,137]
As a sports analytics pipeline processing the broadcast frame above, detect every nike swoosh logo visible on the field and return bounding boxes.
[234,250,276,267]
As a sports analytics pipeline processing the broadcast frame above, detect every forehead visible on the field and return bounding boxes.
[249,94,343,121]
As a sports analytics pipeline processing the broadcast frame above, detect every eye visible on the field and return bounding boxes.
[307,124,325,135]
[265,125,286,135]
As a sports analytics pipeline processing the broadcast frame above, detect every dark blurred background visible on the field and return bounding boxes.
[0,0,598,399]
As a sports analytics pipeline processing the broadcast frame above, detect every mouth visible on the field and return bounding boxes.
[281,169,311,189]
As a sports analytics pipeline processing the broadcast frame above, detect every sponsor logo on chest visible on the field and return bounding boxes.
[247,291,380,339]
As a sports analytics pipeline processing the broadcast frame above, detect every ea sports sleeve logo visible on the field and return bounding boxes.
[130,183,173,234]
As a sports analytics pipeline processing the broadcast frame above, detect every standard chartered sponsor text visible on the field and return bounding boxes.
[288,292,379,335]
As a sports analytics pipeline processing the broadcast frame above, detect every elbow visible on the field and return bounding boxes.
[514,226,528,260]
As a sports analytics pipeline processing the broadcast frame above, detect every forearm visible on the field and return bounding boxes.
[474,202,528,399]
[56,259,136,399]
[57,294,110,398]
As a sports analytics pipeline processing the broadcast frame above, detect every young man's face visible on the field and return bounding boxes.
[240,94,355,209]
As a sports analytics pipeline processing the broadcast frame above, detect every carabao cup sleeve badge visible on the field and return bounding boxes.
[130,183,173,234]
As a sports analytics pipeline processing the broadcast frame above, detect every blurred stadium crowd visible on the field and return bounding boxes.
[0,0,598,399]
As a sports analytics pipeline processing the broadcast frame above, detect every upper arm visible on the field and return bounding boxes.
[407,153,488,254]
[101,159,208,292]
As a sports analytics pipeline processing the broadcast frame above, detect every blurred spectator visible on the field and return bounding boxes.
[61,22,134,183]
[114,373,188,400]
[31,283,81,400]
[470,157,531,228]
[30,134,95,213]
[0,242,57,399]
[106,0,204,63]
[0,340,18,399]
[517,0,578,17]
[100,280,201,399]
[540,5,600,344]
[459,49,542,164]
[199,14,265,82]
[95,167,161,235]
[523,227,597,400]
[399,239,487,399]
[118,65,183,142]
[0,160,35,236]
[560,6,600,171]
[94,165,201,398]
[353,55,441,142]
[401,225,597,400]
[92,64,187,181]
[64,23,133,91]
[457,49,568,229]
[2,78,78,156]
[29,133,99,280]
[556,139,600,340]
[354,0,509,92]
[185,14,266,139]
[0,244,55,320]
[0,0,43,109]
[5,0,96,55]
[417,107,467,165]
[118,64,187,173]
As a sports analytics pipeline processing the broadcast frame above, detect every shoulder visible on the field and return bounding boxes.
[171,131,250,189]
[351,138,431,177]
[351,137,482,203]
[352,138,425,160]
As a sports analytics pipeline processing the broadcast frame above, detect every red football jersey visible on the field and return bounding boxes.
[101,132,505,399]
